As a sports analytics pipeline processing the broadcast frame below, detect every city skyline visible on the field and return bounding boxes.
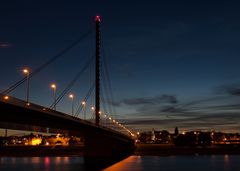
[1,0,240,133]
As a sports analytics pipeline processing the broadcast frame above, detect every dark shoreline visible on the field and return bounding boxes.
[0,145,84,157]
[1,144,240,157]
[135,144,240,156]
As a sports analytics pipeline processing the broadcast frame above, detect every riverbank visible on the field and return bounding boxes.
[0,145,84,157]
[135,144,240,156]
[1,144,240,157]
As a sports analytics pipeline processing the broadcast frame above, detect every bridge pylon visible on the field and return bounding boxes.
[95,15,101,126]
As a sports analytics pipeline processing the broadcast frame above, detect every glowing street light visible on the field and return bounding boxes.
[3,95,9,100]
[69,93,74,116]
[81,101,86,120]
[51,83,57,110]
[23,68,30,104]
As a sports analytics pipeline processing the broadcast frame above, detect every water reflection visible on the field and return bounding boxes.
[63,156,69,164]
[0,157,85,171]
[0,155,239,171]
[44,157,50,166]
[31,157,40,164]
[54,156,61,165]
[224,154,229,171]
[103,156,143,171]
[104,155,240,171]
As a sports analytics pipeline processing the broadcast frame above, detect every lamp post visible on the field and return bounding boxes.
[69,94,74,116]
[82,101,86,120]
[51,84,57,110]
[23,68,30,104]
[91,106,95,120]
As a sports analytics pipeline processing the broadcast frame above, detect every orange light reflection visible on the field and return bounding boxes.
[103,156,142,171]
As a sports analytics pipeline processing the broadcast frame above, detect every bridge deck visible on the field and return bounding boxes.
[0,93,134,143]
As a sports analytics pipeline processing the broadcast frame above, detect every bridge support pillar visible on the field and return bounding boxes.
[83,134,135,170]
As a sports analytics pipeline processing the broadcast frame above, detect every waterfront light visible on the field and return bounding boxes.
[31,138,42,145]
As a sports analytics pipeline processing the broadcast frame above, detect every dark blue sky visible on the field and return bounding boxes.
[1,0,240,133]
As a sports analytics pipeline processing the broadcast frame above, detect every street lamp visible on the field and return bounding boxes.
[69,93,74,116]
[51,83,57,110]
[3,95,9,100]
[91,106,95,119]
[81,101,86,120]
[23,68,30,104]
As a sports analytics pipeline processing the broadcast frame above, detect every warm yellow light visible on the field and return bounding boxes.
[31,138,42,145]
[81,101,86,105]
[137,132,140,135]
[113,120,116,123]
[51,84,56,89]
[91,106,95,111]
[26,102,30,106]
[23,68,29,74]
[109,117,112,120]
[3,96,9,100]
[182,132,185,135]
[69,94,74,99]
[98,111,101,114]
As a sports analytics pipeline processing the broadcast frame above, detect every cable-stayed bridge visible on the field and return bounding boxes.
[0,16,135,169]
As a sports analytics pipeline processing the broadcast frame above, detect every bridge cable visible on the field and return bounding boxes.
[50,56,94,109]
[74,82,95,118]
[2,29,93,95]
[101,44,117,118]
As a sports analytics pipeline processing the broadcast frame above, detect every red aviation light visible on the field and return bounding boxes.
[95,15,101,22]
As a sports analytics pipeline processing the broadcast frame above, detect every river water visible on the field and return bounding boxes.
[0,155,239,171]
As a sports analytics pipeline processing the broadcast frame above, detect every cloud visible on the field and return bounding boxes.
[111,88,240,132]
[121,111,240,131]
[0,42,11,48]
[117,93,240,132]
[111,94,178,106]
[218,84,240,96]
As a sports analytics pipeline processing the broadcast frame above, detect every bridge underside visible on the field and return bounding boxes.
[0,100,135,169]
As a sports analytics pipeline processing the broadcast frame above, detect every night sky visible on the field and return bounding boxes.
[1,0,240,133]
